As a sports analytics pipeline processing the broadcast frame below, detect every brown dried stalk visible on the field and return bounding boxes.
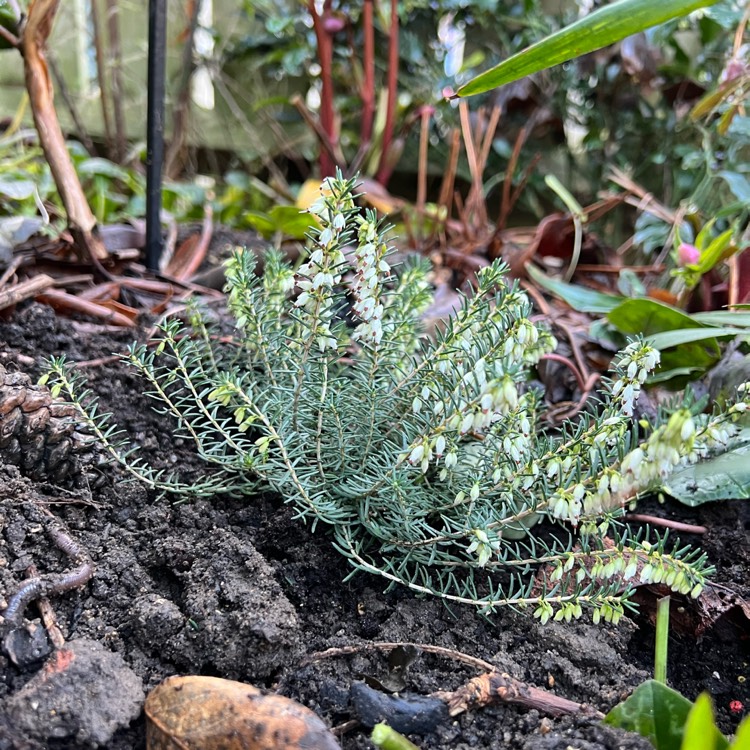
[20,0,109,263]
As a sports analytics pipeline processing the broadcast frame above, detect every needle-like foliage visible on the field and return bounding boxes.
[46,175,750,624]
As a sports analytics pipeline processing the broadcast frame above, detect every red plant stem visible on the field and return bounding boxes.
[376,0,399,185]
[309,0,336,178]
[360,0,375,147]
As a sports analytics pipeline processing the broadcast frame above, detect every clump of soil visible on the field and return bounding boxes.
[0,303,748,749]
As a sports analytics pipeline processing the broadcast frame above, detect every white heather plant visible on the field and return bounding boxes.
[47,175,750,625]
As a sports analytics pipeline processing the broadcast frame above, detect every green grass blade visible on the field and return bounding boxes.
[456,0,721,98]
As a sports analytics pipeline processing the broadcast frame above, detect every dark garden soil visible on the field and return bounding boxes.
[0,303,749,749]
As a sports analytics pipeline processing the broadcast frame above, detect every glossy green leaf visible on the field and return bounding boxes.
[0,0,17,49]
[647,366,704,384]
[526,264,623,313]
[607,298,722,374]
[76,157,132,182]
[731,716,750,749]
[681,694,725,750]
[693,227,738,274]
[456,0,721,97]
[692,311,750,327]
[605,680,728,750]
[608,299,704,336]
[664,430,750,506]
[646,327,746,350]
[242,210,275,237]
[268,205,317,239]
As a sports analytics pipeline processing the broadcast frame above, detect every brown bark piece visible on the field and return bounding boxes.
[145,675,341,750]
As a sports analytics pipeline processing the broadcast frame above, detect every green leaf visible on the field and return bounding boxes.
[243,211,275,237]
[456,0,721,98]
[647,366,704,384]
[692,311,750,327]
[526,264,623,313]
[693,227,738,274]
[607,299,722,375]
[76,157,131,182]
[681,694,725,750]
[268,205,317,239]
[608,299,703,336]
[243,206,317,240]
[605,680,728,750]
[646,327,746,350]
[0,0,17,49]
[588,318,627,351]
[731,715,750,749]
[718,171,750,204]
[0,178,36,200]
[664,430,750,506]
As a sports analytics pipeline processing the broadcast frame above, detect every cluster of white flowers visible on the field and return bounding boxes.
[549,483,586,526]
[402,279,556,495]
[620,408,696,489]
[466,528,501,567]
[610,342,660,415]
[295,180,354,351]
[637,545,705,597]
[351,213,390,345]
[503,319,543,363]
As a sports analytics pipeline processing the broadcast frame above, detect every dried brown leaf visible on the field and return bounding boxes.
[145,675,341,750]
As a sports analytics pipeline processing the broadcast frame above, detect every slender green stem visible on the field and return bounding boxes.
[654,595,671,684]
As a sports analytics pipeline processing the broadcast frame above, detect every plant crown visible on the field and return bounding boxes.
[47,174,750,624]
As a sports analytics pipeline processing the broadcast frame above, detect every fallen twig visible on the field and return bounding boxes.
[0,273,56,311]
[0,256,23,288]
[625,513,707,535]
[36,289,137,327]
[307,641,495,673]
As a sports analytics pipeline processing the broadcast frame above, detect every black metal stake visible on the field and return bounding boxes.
[145,0,167,271]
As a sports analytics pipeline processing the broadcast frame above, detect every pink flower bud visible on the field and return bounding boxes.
[322,13,346,34]
[677,242,700,266]
[720,58,747,85]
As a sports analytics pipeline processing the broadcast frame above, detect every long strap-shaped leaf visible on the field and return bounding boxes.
[456,0,721,98]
